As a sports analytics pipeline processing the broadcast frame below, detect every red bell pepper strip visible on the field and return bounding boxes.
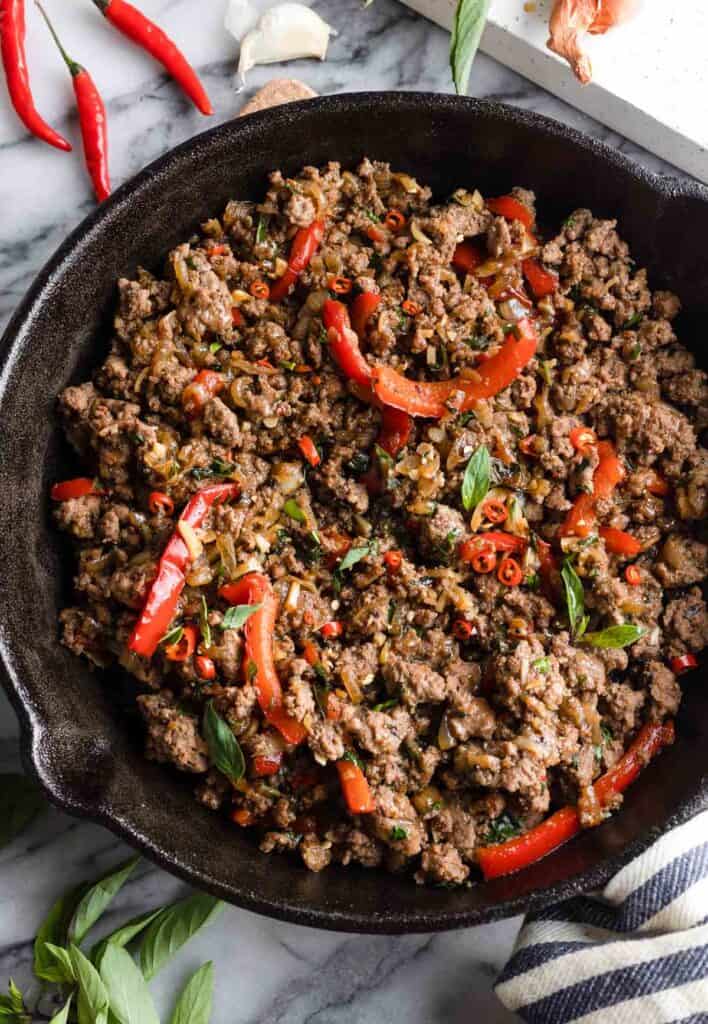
[478,720,673,880]
[670,654,698,675]
[452,240,484,274]
[218,572,306,745]
[322,299,373,386]
[560,440,625,538]
[599,526,642,558]
[371,318,538,419]
[252,753,283,777]
[128,483,239,658]
[270,220,325,302]
[298,435,321,467]
[486,195,534,229]
[350,292,382,339]
[337,757,376,814]
[50,477,97,501]
[522,258,558,299]
[378,405,412,457]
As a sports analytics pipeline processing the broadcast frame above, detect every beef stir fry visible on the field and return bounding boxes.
[54,161,707,885]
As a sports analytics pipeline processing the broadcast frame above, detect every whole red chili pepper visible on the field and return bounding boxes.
[0,0,71,150]
[90,0,212,116]
[36,4,110,202]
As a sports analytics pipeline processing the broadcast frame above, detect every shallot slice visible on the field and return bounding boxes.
[547,0,640,84]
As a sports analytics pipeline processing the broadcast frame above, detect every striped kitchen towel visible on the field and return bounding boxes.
[495,809,708,1023]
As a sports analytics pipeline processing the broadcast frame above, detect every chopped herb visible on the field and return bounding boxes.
[525,571,540,591]
[390,826,408,841]
[582,625,646,649]
[191,459,235,480]
[532,657,550,674]
[199,596,211,649]
[622,312,644,330]
[160,624,183,647]
[341,749,364,770]
[220,604,262,631]
[372,698,398,712]
[129,431,145,446]
[364,209,381,223]
[461,444,490,511]
[279,360,296,371]
[283,499,306,524]
[561,559,585,638]
[345,451,371,476]
[601,723,614,743]
[313,662,329,683]
[369,251,383,272]
[457,411,475,426]
[466,334,490,350]
[484,812,521,845]
[256,214,268,245]
[561,215,576,230]
[301,531,322,567]
[338,541,377,574]
[629,342,642,361]
[185,256,197,270]
[209,341,222,354]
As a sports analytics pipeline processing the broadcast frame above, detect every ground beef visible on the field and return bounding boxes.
[54,160,703,886]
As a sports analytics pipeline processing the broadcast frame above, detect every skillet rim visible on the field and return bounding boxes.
[1,92,707,933]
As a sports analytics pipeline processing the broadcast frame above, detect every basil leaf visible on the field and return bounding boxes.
[34,886,85,982]
[561,560,585,637]
[90,907,164,967]
[0,979,27,1019]
[70,945,110,1024]
[48,995,72,1024]
[283,499,306,524]
[461,445,490,511]
[160,624,183,647]
[0,773,45,850]
[450,0,492,94]
[199,595,212,649]
[169,962,214,1024]
[582,625,646,649]
[338,541,376,574]
[43,943,75,984]
[203,702,245,784]
[140,893,224,981]
[69,857,140,946]
[220,603,261,631]
[256,214,268,245]
[100,944,159,1024]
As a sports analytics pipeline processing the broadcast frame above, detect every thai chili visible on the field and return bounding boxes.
[270,219,325,301]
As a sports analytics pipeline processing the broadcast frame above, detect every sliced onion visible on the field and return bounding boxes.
[438,712,456,751]
[498,298,529,322]
[272,461,305,495]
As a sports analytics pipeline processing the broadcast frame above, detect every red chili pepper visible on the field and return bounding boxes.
[401,299,422,317]
[195,654,216,680]
[670,653,698,675]
[560,440,625,538]
[535,536,558,594]
[320,620,343,639]
[486,195,534,229]
[297,435,320,468]
[383,549,403,574]
[365,224,385,244]
[90,0,212,115]
[231,807,253,827]
[452,619,474,641]
[218,572,305,745]
[302,639,320,666]
[522,258,558,299]
[625,564,641,587]
[327,274,352,295]
[378,405,412,457]
[128,483,239,658]
[252,753,283,777]
[231,307,244,327]
[1,0,71,150]
[50,477,97,501]
[350,292,382,339]
[148,491,174,516]
[482,498,508,525]
[452,240,484,274]
[182,369,224,418]
[249,279,270,299]
[371,318,538,418]
[322,299,372,386]
[498,556,523,586]
[599,526,642,558]
[459,533,527,562]
[569,426,598,455]
[478,721,674,879]
[37,4,110,201]
[471,548,497,574]
[164,623,197,662]
[270,220,325,301]
[519,434,540,457]
[647,470,670,497]
[383,208,406,231]
[337,757,375,814]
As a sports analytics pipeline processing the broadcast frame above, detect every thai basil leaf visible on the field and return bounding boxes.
[100,944,159,1024]
[220,603,261,631]
[70,945,110,1024]
[283,499,306,524]
[582,625,646,649]
[48,996,72,1024]
[203,703,245,785]
[0,773,45,850]
[69,857,140,946]
[338,541,376,574]
[461,445,490,511]
[0,979,28,1022]
[139,893,224,980]
[450,0,492,95]
[42,943,75,984]
[169,962,214,1024]
[34,886,86,982]
[90,907,164,967]
[561,560,585,637]
[199,596,212,649]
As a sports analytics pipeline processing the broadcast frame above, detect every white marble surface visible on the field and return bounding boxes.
[0,1,689,1020]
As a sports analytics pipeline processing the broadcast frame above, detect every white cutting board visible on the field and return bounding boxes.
[401,0,708,183]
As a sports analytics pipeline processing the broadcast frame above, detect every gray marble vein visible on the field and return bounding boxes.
[0,0,688,1020]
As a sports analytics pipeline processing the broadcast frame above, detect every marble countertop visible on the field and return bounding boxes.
[0,2,687,1020]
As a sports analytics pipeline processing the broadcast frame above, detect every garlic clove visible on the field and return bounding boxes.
[230,3,335,87]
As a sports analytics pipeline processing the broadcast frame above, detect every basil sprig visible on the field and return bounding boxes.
[560,560,588,639]
[450,0,492,95]
[461,444,490,511]
[582,625,646,649]
[203,702,245,784]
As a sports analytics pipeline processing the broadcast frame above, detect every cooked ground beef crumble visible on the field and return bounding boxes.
[54,160,707,885]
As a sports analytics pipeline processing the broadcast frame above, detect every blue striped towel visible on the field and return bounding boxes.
[495,809,708,1022]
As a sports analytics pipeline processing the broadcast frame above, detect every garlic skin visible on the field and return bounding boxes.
[226,2,335,87]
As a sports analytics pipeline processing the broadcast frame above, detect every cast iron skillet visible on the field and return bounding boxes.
[1,94,707,934]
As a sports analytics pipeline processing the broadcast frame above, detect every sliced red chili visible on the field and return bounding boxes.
[327,274,352,295]
[498,557,523,586]
[232,808,253,827]
[164,623,197,662]
[302,640,320,666]
[486,195,534,229]
[482,498,508,525]
[522,258,558,299]
[459,533,526,562]
[51,477,97,501]
[298,435,321,467]
[624,565,641,586]
[519,434,540,457]
[383,549,403,574]
[148,491,174,516]
[670,653,698,675]
[471,549,497,574]
[249,280,270,299]
[569,426,598,455]
[270,220,325,301]
[401,299,422,317]
[452,619,474,641]
[195,654,216,680]
[383,209,406,231]
[321,620,343,639]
